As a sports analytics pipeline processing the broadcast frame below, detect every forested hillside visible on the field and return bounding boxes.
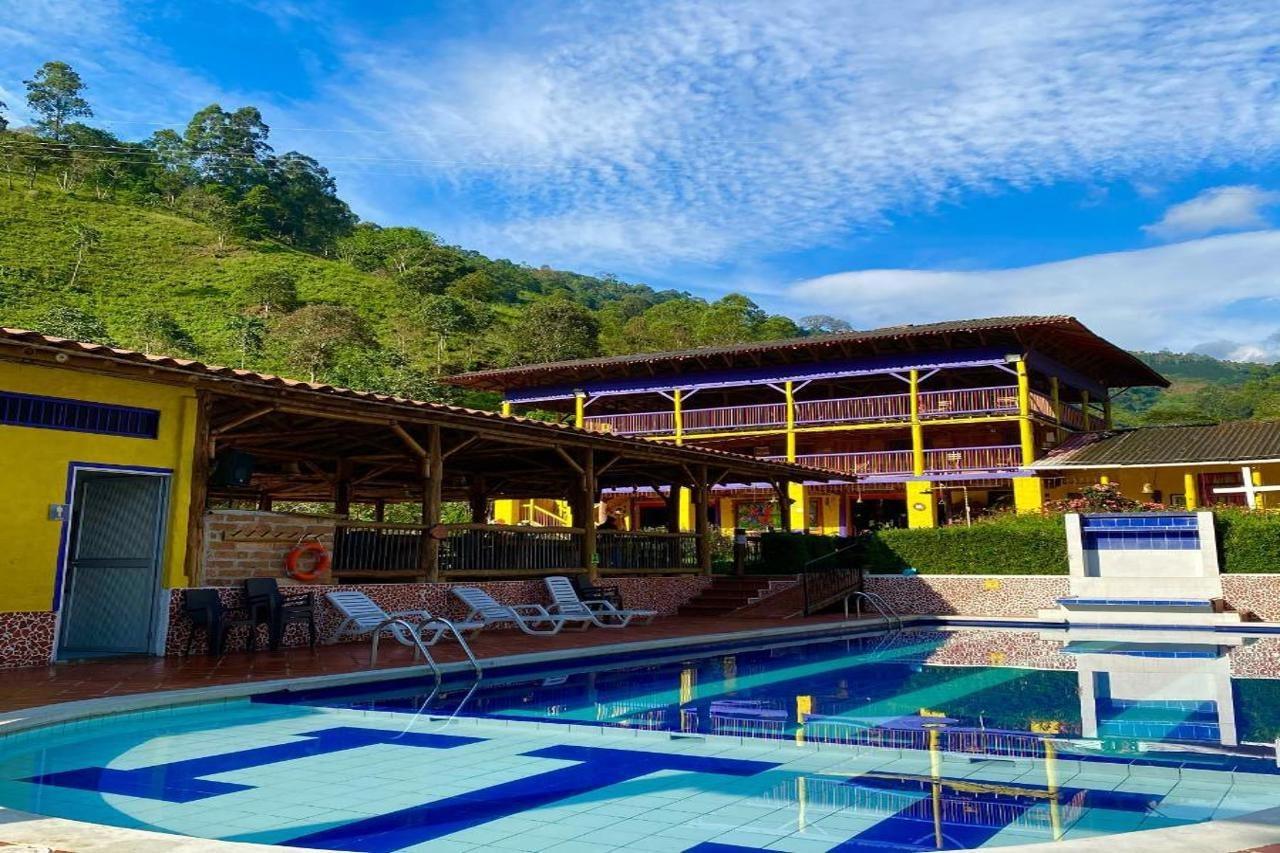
[0,61,816,407]
[1,60,1276,423]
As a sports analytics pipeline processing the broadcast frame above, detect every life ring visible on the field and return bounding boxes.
[284,541,330,583]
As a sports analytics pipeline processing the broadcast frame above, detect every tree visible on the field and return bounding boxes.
[66,222,101,288]
[503,297,600,364]
[226,313,265,368]
[241,269,299,318]
[0,100,8,132]
[800,314,854,335]
[270,304,370,382]
[131,308,195,356]
[184,104,271,192]
[392,294,494,374]
[24,61,92,140]
[29,305,111,343]
[265,152,355,250]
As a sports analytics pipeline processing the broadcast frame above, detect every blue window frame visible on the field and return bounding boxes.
[0,390,160,439]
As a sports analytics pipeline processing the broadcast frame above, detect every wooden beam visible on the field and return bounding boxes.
[211,404,276,436]
[442,435,481,459]
[334,458,352,517]
[694,463,712,575]
[580,449,598,582]
[391,422,427,458]
[469,476,489,523]
[554,446,584,476]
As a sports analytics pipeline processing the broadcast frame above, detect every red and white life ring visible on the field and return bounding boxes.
[284,541,330,583]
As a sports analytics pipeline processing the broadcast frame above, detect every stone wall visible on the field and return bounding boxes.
[0,611,57,669]
[202,509,336,585]
[865,574,1068,618]
[1220,575,1280,622]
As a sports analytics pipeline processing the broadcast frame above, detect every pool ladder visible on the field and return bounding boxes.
[369,617,483,686]
[844,591,903,630]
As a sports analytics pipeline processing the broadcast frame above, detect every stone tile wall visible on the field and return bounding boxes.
[865,574,1068,618]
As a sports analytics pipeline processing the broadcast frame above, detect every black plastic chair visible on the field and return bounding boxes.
[571,575,623,608]
[244,577,317,651]
[183,589,255,656]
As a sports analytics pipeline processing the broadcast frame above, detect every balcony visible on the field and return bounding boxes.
[766,444,1024,478]
[584,385,1078,437]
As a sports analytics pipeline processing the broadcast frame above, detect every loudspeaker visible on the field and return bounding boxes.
[211,449,255,488]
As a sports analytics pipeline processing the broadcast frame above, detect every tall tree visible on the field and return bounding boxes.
[66,221,101,288]
[241,269,299,318]
[799,314,854,335]
[503,297,600,364]
[269,304,369,382]
[24,61,92,140]
[131,308,195,355]
[184,104,271,192]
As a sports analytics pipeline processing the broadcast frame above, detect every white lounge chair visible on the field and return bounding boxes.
[451,586,591,635]
[544,576,657,628]
[325,590,482,647]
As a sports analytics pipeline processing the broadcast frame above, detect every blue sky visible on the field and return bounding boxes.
[3,0,1280,359]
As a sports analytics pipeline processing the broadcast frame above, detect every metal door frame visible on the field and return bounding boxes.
[51,462,173,662]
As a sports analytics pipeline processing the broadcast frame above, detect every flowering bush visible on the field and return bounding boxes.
[1043,482,1166,514]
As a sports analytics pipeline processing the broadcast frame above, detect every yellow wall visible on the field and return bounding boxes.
[1043,463,1280,507]
[0,361,198,613]
[905,480,937,528]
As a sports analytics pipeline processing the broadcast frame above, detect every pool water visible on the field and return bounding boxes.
[3,626,1280,852]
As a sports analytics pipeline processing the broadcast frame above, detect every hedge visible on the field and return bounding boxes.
[862,514,1069,575]
[1214,508,1280,573]
[755,532,849,573]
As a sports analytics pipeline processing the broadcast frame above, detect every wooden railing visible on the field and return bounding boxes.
[331,521,703,580]
[584,386,1075,436]
[597,530,699,571]
[774,444,1023,477]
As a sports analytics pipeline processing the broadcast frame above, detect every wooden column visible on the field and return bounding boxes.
[374,499,386,522]
[334,459,352,517]
[775,481,793,531]
[694,464,711,574]
[182,391,213,586]
[420,425,443,582]
[256,492,273,512]
[469,477,488,524]
[580,449,598,581]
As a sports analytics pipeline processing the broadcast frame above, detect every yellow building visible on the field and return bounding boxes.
[1031,421,1280,509]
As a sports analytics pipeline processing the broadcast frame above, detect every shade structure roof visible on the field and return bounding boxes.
[1030,421,1280,469]
[446,315,1168,393]
[0,328,834,499]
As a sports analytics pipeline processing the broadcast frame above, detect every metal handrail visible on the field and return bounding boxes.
[369,616,484,682]
[801,544,863,616]
[845,591,902,629]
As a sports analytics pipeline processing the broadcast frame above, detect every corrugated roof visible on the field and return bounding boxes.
[1031,421,1280,468]
[447,315,1167,392]
[0,328,832,480]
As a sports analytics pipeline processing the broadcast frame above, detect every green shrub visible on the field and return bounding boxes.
[755,532,848,573]
[863,513,1068,575]
[1214,508,1280,573]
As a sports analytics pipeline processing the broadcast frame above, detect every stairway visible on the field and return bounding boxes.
[677,576,794,617]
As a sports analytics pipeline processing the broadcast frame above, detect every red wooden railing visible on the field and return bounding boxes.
[770,444,1023,476]
[584,385,1075,436]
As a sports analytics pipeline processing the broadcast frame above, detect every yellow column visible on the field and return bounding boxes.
[1049,376,1061,424]
[1013,476,1045,514]
[678,487,695,531]
[501,400,512,416]
[1253,468,1265,510]
[1015,358,1035,467]
[718,497,736,534]
[784,380,797,462]
[788,482,806,531]
[672,389,684,446]
[1081,390,1091,430]
[1184,471,1198,508]
[907,480,937,529]
[495,402,517,521]
[574,393,586,428]
[909,369,925,477]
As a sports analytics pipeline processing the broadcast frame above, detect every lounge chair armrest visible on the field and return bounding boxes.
[582,599,620,613]
[387,609,434,623]
[510,604,551,617]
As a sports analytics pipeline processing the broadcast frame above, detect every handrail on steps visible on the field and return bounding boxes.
[370,616,484,683]
[845,590,902,629]
[801,543,863,616]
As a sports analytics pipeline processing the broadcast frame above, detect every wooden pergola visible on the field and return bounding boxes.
[195,386,827,581]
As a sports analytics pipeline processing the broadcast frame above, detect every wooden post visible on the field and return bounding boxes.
[182,392,213,586]
[694,464,711,574]
[469,477,488,524]
[420,425,443,582]
[256,492,273,512]
[775,481,793,531]
[334,459,352,517]
[374,499,386,522]
[581,449,598,581]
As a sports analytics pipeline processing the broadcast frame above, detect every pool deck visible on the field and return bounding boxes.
[0,614,850,716]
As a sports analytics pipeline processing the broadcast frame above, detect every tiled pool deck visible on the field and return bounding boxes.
[1,615,846,715]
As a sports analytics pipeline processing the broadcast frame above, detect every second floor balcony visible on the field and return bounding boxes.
[584,385,1088,437]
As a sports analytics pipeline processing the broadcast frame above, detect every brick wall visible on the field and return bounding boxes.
[202,509,336,585]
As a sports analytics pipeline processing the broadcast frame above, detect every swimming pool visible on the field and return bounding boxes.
[4,624,1280,851]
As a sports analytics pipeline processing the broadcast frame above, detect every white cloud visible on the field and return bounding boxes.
[780,230,1280,360]
[1144,185,1280,240]
[310,0,1280,266]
